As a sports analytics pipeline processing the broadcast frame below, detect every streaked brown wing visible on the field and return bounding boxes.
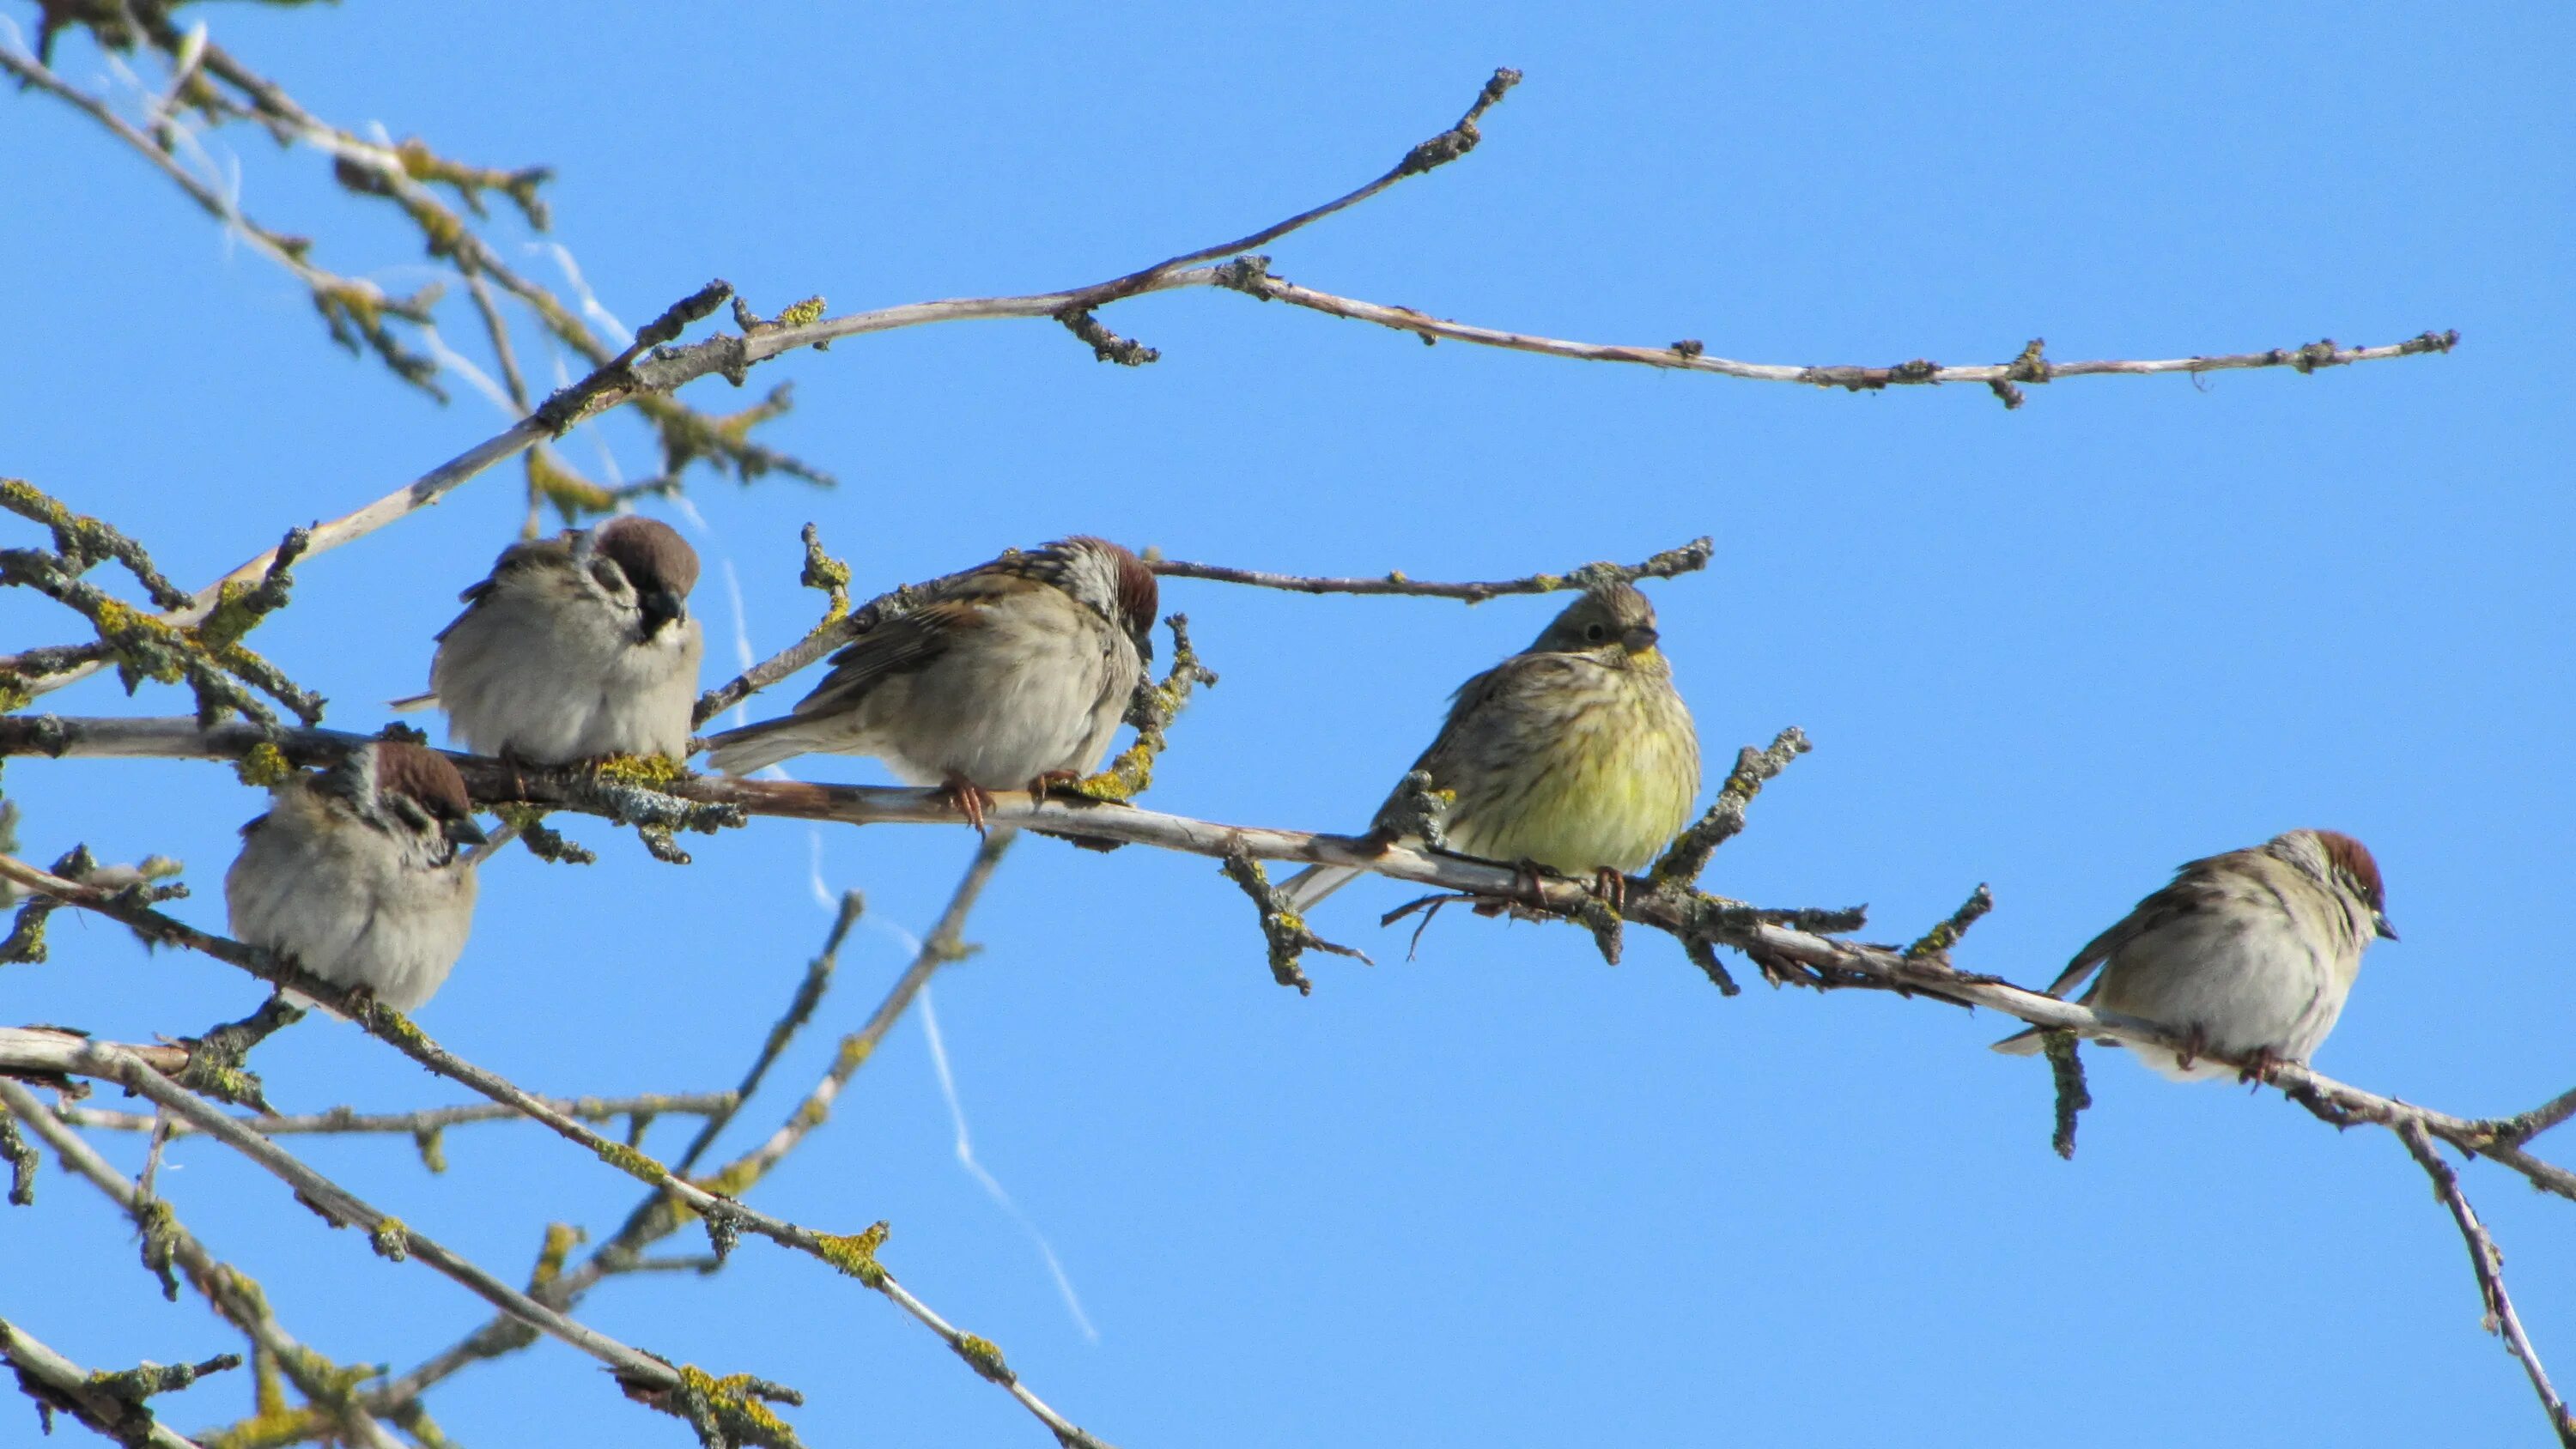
[793,598,990,718]
[2042,847,2257,998]
[434,537,570,642]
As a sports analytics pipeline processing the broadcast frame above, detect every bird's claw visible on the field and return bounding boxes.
[1590,868,1628,914]
[1513,859,1550,910]
[2175,1022,2208,1073]
[939,774,998,835]
[2239,1045,2286,1086]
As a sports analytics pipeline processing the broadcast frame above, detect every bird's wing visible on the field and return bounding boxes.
[434,537,572,644]
[2042,847,2254,998]
[1374,652,1590,833]
[792,598,990,718]
[1405,654,1542,773]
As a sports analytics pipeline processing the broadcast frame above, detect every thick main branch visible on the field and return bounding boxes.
[3,716,2567,1205]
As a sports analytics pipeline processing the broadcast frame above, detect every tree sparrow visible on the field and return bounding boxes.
[702,537,1157,828]
[1278,583,1700,911]
[1993,828,2398,1080]
[225,742,486,1013]
[406,515,703,763]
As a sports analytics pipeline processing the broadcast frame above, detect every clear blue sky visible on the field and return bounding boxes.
[5,3,2572,1445]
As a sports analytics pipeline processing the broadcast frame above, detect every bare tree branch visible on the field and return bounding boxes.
[0,844,1116,1448]
[52,1091,736,1142]
[0,1313,228,1449]
[1221,260,2462,395]
[1146,535,1713,602]
[671,889,863,1178]
[1,1081,410,1449]
[2398,1120,2576,1446]
[3,721,2569,1209]
[18,1043,701,1390]
[373,830,1018,1416]
[2,48,2455,720]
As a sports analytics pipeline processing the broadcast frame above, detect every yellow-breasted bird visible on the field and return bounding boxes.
[1278,582,1700,912]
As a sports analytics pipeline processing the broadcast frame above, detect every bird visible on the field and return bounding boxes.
[225,741,487,1014]
[401,514,704,763]
[701,537,1159,829]
[1277,581,1700,912]
[1992,828,2398,1080]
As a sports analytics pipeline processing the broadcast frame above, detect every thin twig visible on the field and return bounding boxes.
[2474,1084,2576,1151]
[3,49,2456,701]
[1,1082,409,1449]
[387,834,1016,1401]
[0,1313,222,1449]
[2398,1120,2576,1446]
[1228,262,2462,391]
[31,1040,694,1391]
[671,888,863,1177]
[1147,535,1712,602]
[53,1091,736,1139]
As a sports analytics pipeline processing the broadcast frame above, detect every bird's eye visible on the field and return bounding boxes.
[1583,622,1607,642]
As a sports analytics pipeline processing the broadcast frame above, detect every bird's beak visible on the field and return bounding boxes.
[1622,624,1661,654]
[1136,629,1156,666]
[445,815,490,849]
[639,587,686,640]
[2374,912,2399,942]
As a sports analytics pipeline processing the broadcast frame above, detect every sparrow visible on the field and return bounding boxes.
[225,741,487,1014]
[1992,828,2398,1080]
[702,537,1158,828]
[1278,582,1700,912]
[403,515,703,763]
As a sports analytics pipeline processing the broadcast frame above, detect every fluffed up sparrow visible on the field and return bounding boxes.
[1992,828,2397,1080]
[1278,581,1700,912]
[403,515,703,763]
[702,536,1158,828]
[225,741,486,1014]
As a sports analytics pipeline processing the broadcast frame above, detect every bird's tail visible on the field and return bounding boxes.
[701,717,824,775]
[1276,863,1364,913]
[1990,1027,2046,1057]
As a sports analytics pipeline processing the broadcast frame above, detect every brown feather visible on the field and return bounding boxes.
[594,516,700,599]
[2312,829,2385,912]
[373,743,476,822]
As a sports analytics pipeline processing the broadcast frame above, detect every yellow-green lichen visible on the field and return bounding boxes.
[235,742,295,789]
[531,1222,586,1288]
[526,448,617,524]
[194,579,267,652]
[413,1125,447,1174]
[202,1404,328,1449]
[592,752,688,787]
[953,1333,1013,1385]
[0,478,65,524]
[369,1218,410,1261]
[671,1365,796,1446]
[773,295,828,328]
[834,1036,875,1074]
[793,1098,829,1131]
[594,1140,669,1186]
[364,1004,429,1051]
[88,597,188,682]
[811,1221,889,1287]
[135,1197,181,1300]
[1072,737,1154,803]
[693,1159,760,1200]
